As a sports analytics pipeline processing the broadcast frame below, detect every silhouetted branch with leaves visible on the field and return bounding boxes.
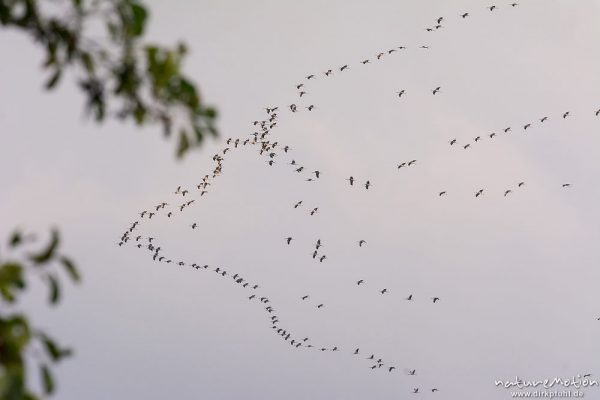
[1,0,217,398]
[0,230,79,399]
[0,0,218,158]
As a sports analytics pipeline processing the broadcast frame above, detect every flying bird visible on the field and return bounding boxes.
[286,237,293,245]
[359,240,366,247]
[432,87,441,95]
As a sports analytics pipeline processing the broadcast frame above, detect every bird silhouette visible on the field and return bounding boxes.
[432,87,441,95]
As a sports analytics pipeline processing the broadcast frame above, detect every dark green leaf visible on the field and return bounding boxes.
[9,230,22,247]
[45,69,62,90]
[0,263,26,302]
[37,331,73,362]
[130,2,148,37]
[176,130,190,158]
[29,229,60,265]
[47,274,60,304]
[59,256,80,283]
[41,364,54,394]
[80,51,94,73]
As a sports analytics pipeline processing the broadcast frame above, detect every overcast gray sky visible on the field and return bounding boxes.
[1,0,600,399]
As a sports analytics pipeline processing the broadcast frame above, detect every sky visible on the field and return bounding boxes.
[1,0,600,399]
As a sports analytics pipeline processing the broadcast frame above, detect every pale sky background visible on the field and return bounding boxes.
[1,0,600,399]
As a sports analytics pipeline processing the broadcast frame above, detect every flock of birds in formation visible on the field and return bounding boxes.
[118,3,600,395]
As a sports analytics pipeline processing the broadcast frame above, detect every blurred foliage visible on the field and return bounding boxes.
[0,0,218,158]
[1,229,79,399]
[1,1,218,398]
